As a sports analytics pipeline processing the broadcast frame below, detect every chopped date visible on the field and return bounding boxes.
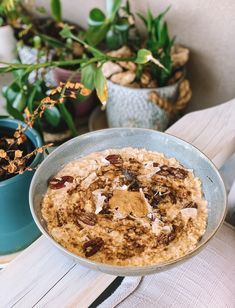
[76,211,97,226]
[105,154,123,165]
[83,237,104,257]
[48,175,74,189]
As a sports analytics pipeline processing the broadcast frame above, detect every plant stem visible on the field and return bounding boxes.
[57,103,78,137]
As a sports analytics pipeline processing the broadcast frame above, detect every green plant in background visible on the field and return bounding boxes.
[2,69,63,137]
[86,0,140,50]
[50,0,62,23]
[0,21,161,137]
[138,6,175,86]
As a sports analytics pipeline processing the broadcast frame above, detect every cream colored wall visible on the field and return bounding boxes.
[35,0,235,111]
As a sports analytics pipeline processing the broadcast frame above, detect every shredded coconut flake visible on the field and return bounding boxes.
[138,161,161,180]
[92,190,106,214]
[81,172,97,189]
[180,208,197,222]
[151,218,162,236]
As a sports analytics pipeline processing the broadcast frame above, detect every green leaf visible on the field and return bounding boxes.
[2,84,19,103]
[60,24,73,39]
[6,99,24,121]
[50,0,62,22]
[88,8,106,26]
[137,12,147,26]
[94,66,107,104]
[81,63,96,90]
[44,106,61,127]
[35,6,47,14]
[13,91,26,112]
[114,18,129,31]
[135,49,152,64]
[106,0,122,19]
[125,0,130,14]
[146,9,154,33]
[0,17,4,27]
[40,34,64,48]
[57,103,78,136]
[27,86,38,113]
[86,24,109,46]
[106,27,123,49]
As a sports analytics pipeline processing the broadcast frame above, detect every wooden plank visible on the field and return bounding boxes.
[167,99,235,168]
[0,99,235,307]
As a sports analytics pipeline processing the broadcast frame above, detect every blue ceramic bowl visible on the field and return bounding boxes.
[0,119,43,255]
[30,128,227,276]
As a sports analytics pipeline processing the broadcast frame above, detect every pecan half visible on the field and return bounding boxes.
[77,211,97,226]
[61,175,74,183]
[105,154,123,165]
[83,237,104,257]
[48,175,74,189]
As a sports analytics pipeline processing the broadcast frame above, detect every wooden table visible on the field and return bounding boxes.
[0,99,235,307]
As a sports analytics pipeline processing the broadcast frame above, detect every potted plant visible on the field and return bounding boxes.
[0,118,45,255]
[85,0,140,51]
[87,5,191,131]
[0,78,93,255]
[6,0,97,119]
[2,66,93,144]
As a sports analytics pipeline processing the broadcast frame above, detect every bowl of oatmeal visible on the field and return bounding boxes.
[29,128,227,276]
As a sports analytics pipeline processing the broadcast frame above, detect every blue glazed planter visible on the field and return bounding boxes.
[0,119,43,255]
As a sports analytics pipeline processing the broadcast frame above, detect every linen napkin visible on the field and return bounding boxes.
[99,223,235,308]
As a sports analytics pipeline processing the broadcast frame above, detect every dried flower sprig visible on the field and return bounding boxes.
[0,124,52,180]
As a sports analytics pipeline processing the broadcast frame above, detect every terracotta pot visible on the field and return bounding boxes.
[53,67,98,118]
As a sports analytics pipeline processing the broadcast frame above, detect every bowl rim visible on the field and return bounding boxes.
[29,127,227,271]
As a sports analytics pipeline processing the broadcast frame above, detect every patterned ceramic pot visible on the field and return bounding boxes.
[106,80,179,131]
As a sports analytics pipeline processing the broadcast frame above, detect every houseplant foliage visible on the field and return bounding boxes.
[101,5,189,88]
[0,0,168,135]
[0,22,162,112]
[86,0,140,50]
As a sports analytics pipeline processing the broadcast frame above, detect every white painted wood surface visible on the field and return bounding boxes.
[0,98,235,308]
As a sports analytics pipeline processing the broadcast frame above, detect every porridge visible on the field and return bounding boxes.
[41,148,208,266]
